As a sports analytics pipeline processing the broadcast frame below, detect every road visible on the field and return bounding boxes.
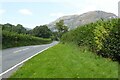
[1,41,58,78]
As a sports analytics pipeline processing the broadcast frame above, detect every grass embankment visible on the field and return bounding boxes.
[10,43,118,78]
[2,30,52,49]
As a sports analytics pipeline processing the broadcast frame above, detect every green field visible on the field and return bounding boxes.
[10,43,118,78]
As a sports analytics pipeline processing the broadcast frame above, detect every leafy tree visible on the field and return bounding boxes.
[2,23,13,31]
[33,25,52,38]
[55,20,68,39]
[27,30,33,35]
[15,24,27,34]
[2,23,27,34]
[51,32,59,41]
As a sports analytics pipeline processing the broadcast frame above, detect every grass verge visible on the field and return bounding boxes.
[10,43,118,78]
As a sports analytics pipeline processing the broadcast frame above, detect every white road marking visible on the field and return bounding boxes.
[13,50,22,53]
[22,48,29,51]
[0,43,58,77]
[13,48,29,53]
[32,45,41,48]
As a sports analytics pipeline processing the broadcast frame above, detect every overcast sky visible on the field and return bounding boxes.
[0,0,119,28]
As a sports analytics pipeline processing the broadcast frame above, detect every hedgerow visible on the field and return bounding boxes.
[61,18,120,62]
[2,30,52,49]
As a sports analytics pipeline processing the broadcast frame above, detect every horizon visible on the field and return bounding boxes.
[0,10,118,29]
[0,0,119,29]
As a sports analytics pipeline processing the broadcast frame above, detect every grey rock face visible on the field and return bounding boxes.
[47,11,117,31]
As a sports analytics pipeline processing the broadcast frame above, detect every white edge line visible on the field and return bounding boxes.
[0,43,58,77]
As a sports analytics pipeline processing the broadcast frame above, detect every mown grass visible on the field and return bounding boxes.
[10,43,118,78]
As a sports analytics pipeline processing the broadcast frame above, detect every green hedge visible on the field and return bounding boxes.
[61,18,119,61]
[2,30,52,49]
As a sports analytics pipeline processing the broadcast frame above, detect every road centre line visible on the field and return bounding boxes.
[13,48,29,53]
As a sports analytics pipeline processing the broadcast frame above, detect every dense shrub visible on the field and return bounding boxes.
[101,23,120,61]
[61,18,119,61]
[2,30,52,49]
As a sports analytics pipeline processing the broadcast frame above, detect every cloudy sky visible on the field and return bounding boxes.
[0,0,119,28]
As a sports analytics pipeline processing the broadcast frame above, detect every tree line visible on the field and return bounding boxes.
[1,20,68,40]
[1,23,52,38]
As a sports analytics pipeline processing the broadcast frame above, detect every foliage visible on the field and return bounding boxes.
[50,32,59,41]
[61,18,119,62]
[1,23,53,38]
[1,23,54,49]
[2,23,27,34]
[55,20,68,39]
[101,23,120,60]
[2,30,52,49]
[32,25,52,38]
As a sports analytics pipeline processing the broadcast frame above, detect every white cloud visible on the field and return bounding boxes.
[0,9,6,15]
[19,9,32,15]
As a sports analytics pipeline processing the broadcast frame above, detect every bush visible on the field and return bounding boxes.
[2,30,52,49]
[101,23,119,61]
[61,18,119,62]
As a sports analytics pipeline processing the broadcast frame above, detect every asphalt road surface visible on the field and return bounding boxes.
[1,41,58,78]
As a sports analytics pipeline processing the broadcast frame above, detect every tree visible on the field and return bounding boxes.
[2,23,27,34]
[33,25,52,38]
[27,30,33,35]
[55,20,68,39]
[15,24,27,34]
[51,32,59,41]
[2,23,13,31]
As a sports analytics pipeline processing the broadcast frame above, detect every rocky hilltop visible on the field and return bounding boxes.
[47,11,117,31]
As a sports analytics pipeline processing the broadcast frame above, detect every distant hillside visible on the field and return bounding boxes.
[47,11,117,31]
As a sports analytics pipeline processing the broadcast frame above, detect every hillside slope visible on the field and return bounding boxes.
[47,11,117,31]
